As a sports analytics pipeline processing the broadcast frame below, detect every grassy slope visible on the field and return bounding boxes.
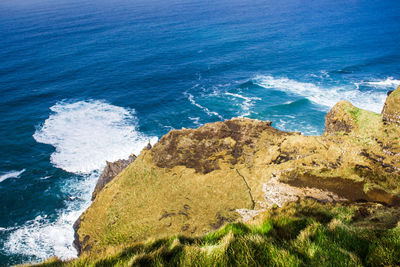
[76,152,252,252]
[32,199,400,267]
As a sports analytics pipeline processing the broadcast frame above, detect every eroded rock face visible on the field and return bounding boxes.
[151,118,289,174]
[75,86,400,256]
[91,154,137,200]
[382,85,400,125]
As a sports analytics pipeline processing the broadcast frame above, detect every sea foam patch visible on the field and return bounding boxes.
[225,92,261,117]
[253,75,390,113]
[33,100,158,174]
[4,100,157,262]
[0,169,25,183]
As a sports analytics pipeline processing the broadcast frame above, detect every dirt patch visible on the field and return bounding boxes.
[236,173,347,222]
[282,171,367,202]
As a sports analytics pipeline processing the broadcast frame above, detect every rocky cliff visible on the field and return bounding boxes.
[73,85,400,256]
[91,154,137,201]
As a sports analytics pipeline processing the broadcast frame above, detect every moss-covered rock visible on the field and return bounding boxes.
[324,100,357,135]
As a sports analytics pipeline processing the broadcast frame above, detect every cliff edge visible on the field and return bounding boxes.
[73,86,400,256]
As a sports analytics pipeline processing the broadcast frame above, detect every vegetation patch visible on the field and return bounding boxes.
[28,200,400,267]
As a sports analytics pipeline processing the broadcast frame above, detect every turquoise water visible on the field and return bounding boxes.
[0,0,399,265]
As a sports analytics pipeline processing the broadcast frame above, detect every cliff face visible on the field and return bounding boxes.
[74,86,400,256]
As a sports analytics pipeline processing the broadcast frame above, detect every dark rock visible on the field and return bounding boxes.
[72,216,82,255]
[91,154,136,200]
[145,142,152,150]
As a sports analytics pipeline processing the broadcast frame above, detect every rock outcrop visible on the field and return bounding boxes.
[74,86,400,256]
[91,154,137,201]
[324,101,356,135]
[151,118,291,174]
[382,85,400,125]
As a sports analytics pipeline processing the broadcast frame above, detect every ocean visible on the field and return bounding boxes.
[0,0,399,265]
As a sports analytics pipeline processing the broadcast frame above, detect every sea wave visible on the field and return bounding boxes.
[253,75,389,113]
[224,92,261,117]
[364,77,400,88]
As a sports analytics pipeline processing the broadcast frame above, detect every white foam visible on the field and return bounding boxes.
[365,77,400,88]
[188,116,201,126]
[33,100,158,174]
[0,169,25,183]
[254,75,387,113]
[3,100,157,262]
[225,92,261,116]
[185,93,224,120]
[4,174,97,261]
[309,70,330,80]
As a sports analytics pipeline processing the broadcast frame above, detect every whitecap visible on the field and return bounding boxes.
[188,117,201,126]
[0,169,25,183]
[253,75,387,113]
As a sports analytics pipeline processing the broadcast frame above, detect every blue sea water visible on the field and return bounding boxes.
[0,0,399,265]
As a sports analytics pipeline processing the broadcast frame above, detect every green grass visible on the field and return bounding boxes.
[29,199,400,267]
[343,103,381,133]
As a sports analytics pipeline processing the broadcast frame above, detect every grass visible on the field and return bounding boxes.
[75,152,253,254]
[29,199,400,267]
[342,102,382,134]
